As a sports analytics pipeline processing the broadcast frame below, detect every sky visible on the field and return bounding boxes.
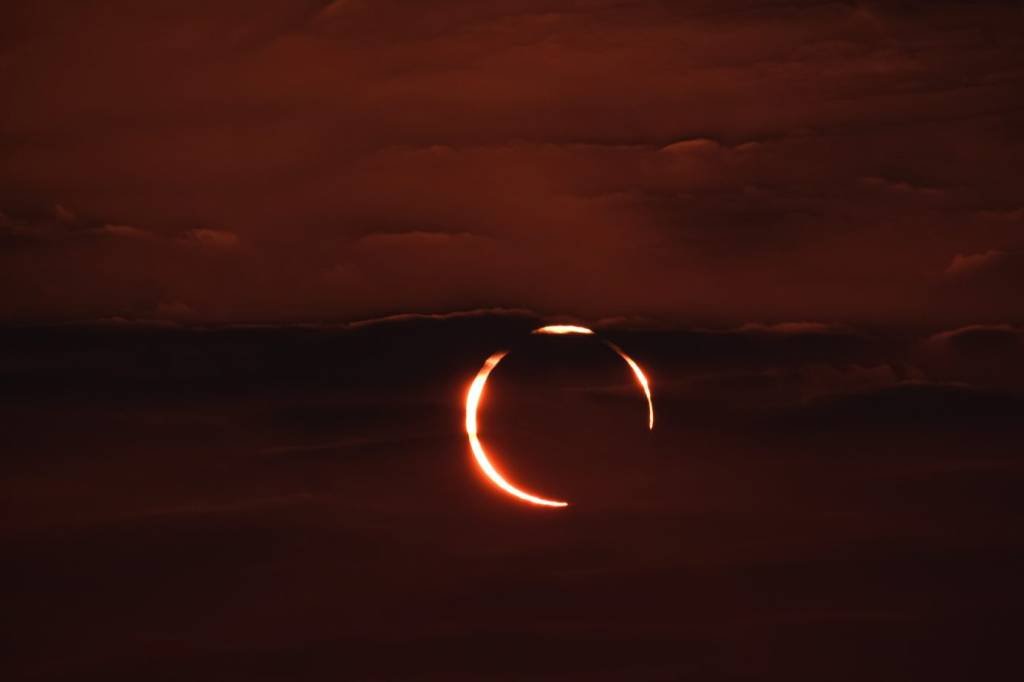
[2,0,1022,325]
[3,3,1024,679]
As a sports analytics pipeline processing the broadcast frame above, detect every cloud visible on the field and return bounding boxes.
[346,307,536,329]
[926,324,1024,348]
[181,228,241,249]
[1,211,154,245]
[660,138,722,155]
[921,324,1024,390]
[797,363,905,400]
[734,322,854,336]
[0,212,73,245]
[795,381,1024,429]
[54,204,77,223]
[659,362,909,412]
[2,1,1024,323]
[858,176,943,198]
[944,250,1013,277]
[94,224,151,239]
[977,208,1024,223]
[939,250,1024,319]
[316,0,360,21]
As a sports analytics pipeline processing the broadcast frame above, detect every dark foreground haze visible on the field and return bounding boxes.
[3,313,1023,680]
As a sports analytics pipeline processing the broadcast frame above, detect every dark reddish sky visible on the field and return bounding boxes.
[5,8,1024,677]
[4,313,1024,679]
[1,0,1022,324]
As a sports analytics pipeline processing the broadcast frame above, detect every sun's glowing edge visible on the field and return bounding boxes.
[532,324,595,335]
[606,342,655,430]
[532,323,654,427]
[465,351,569,508]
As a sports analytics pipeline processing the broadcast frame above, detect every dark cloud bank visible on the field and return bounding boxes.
[3,314,1024,679]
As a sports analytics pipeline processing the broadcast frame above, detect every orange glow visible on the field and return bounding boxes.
[532,324,595,335]
[464,331,656,508]
[606,342,655,430]
[465,351,569,508]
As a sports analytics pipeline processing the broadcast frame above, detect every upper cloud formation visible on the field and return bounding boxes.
[942,248,1024,278]
[181,228,242,249]
[944,250,1015,278]
[1,0,1023,323]
[941,250,1024,321]
[95,224,152,239]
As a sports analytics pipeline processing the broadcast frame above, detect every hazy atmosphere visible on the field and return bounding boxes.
[3,2,1023,680]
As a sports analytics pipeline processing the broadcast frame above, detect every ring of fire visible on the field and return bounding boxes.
[464,325,654,508]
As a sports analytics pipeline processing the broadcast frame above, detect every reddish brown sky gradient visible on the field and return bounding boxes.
[2,1,1022,325]
[5,7,1024,678]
